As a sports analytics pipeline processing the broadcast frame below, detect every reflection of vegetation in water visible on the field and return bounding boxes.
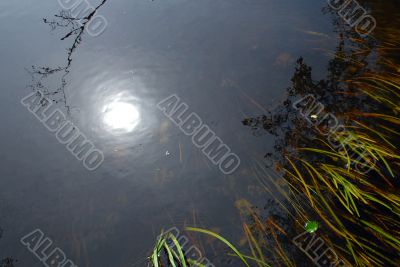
[241,23,400,267]
[150,50,400,266]
[236,2,400,266]
[0,259,16,267]
[149,1,400,266]
[149,226,286,267]
[26,0,108,112]
[0,228,16,267]
[148,200,308,266]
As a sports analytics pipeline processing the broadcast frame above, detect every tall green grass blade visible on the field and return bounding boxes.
[185,227,251,267]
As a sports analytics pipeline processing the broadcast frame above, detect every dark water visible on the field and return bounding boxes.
[0,0,355,266]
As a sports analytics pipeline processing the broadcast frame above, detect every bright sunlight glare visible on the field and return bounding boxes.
[102,101,140,133]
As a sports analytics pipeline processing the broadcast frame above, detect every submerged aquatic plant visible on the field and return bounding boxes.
[150,49,400,267]
[150,2,400,266]
[242,36,400,265]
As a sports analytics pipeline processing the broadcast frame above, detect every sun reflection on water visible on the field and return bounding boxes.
[102,99,140,133]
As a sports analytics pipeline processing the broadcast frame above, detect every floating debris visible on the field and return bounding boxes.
[305,221,319,233]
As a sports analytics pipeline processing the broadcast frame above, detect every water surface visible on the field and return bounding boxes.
[0,0,343,266]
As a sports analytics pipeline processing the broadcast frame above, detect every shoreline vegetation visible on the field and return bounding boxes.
[149,1,400,266]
